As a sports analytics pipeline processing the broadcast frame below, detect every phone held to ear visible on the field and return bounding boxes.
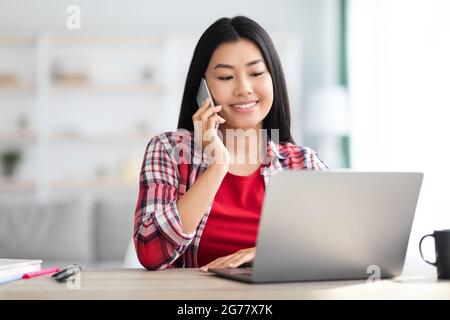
[196,77,214,108]
[196,77,219,129]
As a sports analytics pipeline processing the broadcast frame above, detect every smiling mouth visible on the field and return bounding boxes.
[230,101,259,111]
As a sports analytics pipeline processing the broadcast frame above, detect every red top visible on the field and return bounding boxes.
[197,165,265,267]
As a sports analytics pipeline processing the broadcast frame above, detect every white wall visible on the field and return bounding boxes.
[349,0,450,267]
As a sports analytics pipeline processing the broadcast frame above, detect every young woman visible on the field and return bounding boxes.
[134,16,327,271]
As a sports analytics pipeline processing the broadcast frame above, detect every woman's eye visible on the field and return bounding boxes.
[217,72,264,81]
[218,76,233,81]
[251,72,265,77]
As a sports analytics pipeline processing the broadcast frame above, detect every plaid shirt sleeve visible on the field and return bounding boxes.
[303,147,328,171]
[278,144,329,171]
[134,135,196,270]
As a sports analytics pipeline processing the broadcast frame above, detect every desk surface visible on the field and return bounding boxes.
[1,267,449,299]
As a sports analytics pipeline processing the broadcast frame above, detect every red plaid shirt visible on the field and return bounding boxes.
[134,130,328,270]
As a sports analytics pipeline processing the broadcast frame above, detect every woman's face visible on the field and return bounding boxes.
[204,38,273,130]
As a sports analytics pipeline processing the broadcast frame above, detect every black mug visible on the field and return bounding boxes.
[419,230,450,279]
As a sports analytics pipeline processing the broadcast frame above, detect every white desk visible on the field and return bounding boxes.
[1,266,449,300]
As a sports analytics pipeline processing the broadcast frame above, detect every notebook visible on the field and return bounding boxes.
[0,259,42,284]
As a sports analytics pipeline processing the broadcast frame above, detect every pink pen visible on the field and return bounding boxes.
[23,267,60,279]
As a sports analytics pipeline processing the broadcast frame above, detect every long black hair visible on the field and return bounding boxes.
[177,16,294,144]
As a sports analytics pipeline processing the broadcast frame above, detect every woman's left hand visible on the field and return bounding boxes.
[199,247,255,272]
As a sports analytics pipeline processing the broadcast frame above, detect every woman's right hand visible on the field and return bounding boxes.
[192,98,230,167]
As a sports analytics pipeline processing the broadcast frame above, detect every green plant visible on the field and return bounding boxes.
[1,149,22,177]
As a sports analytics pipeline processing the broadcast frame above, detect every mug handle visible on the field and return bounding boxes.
[419,234,437,266]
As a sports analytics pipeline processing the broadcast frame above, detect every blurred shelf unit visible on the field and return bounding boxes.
[0,71,34,95]
[50,83,163,95]
[47,33,167,97]
[0,131,36,145]
[0,178,136,193]
[0,34,36,96]
[49,131,153,144]
[0,32,193,198]
[49,34,164,48]
[0,83,35,95]
[51,178,136,192]
[0,34,36,48]
[0,178,36,192]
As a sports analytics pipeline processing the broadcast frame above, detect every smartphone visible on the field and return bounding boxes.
[196,77,214,108]
[196,77,219,129]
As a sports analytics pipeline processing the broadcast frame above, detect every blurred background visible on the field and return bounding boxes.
[0,0,449,270]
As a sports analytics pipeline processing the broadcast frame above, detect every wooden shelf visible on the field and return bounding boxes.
[50,83,163,95]
[0,178,137,193]
[0,131,36,144]
[51,178,136,191]
[0,179,36,192]
[0,34,36,48]
[0,131,152,145]
[49,132,152,144]
[0,84,35,95]
[49,34,163,48]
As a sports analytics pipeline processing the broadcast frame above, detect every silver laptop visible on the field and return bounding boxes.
[209,171,423,283]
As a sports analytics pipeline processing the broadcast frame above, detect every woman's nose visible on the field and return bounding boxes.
[234,78,253,96]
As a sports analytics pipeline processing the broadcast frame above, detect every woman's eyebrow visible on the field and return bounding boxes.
[213,59,264,70]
